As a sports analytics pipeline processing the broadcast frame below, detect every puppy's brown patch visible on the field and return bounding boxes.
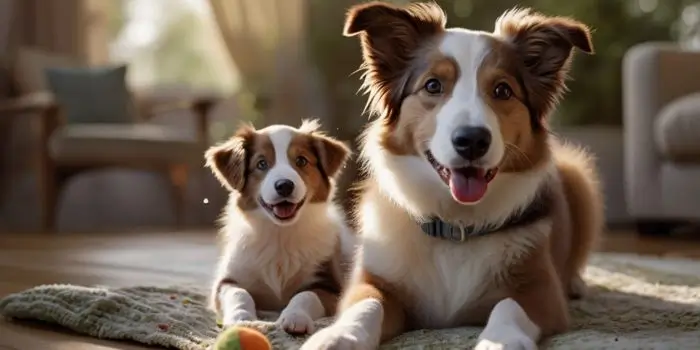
[287,135,329,203]
[205,124,256,192]
[205,125,275,210]
[288,123,351,203]
[237,134,275,210]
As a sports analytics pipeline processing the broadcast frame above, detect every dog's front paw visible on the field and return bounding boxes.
[277,311,315,335]
[222,309,257,328]
[474,333,537,350]
[300,325,372,350]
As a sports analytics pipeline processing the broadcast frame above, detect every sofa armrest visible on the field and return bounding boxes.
[0,92,59,115]
[622,42,700,218]
[0,93,62,181]
[0,92,62,143]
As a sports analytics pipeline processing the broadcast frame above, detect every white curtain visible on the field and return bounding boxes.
[208,0,315,124]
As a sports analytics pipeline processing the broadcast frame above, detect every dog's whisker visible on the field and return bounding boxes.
[505,143,533,167]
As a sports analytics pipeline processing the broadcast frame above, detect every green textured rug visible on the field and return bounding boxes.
[1,253,699,349]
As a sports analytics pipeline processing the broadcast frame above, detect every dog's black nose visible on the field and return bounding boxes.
[451,126,492,161]
[274,179,295,197]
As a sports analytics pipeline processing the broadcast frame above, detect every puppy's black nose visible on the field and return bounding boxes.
[451,126,492,161]
[274,179,295,197]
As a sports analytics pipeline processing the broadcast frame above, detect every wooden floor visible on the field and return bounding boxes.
[0,229,699,349]
[0,231,219,350]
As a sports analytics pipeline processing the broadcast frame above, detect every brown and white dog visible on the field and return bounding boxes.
[206,120,355,335]
[301,2,603,350]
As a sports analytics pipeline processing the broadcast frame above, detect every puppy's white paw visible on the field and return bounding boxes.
[474,333,537,350]
[222,309,257,328]
[277,311,315,335]
[300,325,373,350]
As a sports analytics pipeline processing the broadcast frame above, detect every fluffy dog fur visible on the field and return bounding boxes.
[301,2,603,350]
[206,120,355,335]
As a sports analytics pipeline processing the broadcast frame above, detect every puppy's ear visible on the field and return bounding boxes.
[313,134,351,179]
[204,125,255,192]
[495,8,593,118]
[344,1,446,121]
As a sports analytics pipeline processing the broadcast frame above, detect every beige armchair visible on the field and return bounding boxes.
[622,42,700,235]
[0,91,217,232]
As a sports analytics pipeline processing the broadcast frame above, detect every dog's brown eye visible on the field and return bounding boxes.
[424,78,443,94]
[493,82,513,100]
[256,159,268,171]
[295,156,308,168]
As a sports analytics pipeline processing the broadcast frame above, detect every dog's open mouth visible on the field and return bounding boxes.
[259,198,305,221]
[425,150,498,204]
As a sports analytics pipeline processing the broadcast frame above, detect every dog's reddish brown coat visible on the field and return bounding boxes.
[339,1,602,345]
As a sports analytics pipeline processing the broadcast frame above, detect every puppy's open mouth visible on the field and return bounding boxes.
[259,198,305,221]
[425,150,498,204]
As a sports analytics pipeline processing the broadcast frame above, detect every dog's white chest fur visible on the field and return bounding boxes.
[360,188,548,328]
[425,242,495,319]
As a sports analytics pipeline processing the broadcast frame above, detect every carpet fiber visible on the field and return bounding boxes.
[1,254,700,349]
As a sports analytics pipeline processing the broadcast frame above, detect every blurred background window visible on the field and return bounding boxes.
[102,0,238,94]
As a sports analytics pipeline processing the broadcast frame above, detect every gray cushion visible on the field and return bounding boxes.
[49,124,205,165]
[45,65,134,124]
[655,92,700,161]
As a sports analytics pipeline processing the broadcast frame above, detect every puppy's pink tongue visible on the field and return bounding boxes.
[449,171,488,204]
[273,204,296,219]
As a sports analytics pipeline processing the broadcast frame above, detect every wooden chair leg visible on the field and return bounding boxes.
[37,105,60,233]
[169,164,189,228]
[38,160,57,233]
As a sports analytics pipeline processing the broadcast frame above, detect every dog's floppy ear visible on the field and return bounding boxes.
[495,8,593,118]
[343,1,446,38]
[343,1,446,121]
[300,119,351,179]
[204,124,255,192]
[314,135,351,179]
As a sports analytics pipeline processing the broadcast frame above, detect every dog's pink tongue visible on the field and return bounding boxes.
[273,204,296,219]
[449,171,488,204]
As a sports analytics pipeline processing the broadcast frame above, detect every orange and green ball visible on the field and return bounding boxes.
[213,326,272,350]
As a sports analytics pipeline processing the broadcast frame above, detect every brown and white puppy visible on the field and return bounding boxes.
[302,2,603,350]
[206,119,355,335]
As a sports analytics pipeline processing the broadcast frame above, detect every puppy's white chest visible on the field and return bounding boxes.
[258,251,314,294]
[229,223,338,302]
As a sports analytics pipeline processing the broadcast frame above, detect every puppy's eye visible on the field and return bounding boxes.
[493,82,513,100]
[256,159,268,171]
[424,78,443,95]
[295,156,308,168]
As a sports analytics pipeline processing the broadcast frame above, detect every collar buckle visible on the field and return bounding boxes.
[452,225,467,242]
